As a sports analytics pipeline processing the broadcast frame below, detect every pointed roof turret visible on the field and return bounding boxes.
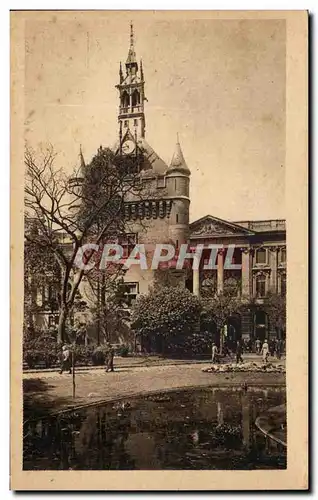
[126,22,137,65]
[167,136,191,176]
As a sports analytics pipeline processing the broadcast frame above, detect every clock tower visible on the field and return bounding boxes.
[116,23,146,141]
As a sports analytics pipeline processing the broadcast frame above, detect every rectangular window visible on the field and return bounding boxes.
[281,248,286,263]
[256,276,266,297]
[176,214,179,223]
[256,248,267,264]
[118,233,137,257]
[134,119,138,126]
[120,282,138,306]
[124,120,129,127]
[157,177,165,188]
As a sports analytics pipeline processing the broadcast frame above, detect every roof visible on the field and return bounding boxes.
[111,133,168,175]
[166,139,190,176]
[190,214,255,239]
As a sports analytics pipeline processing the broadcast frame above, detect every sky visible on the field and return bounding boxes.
[24,12,286,223]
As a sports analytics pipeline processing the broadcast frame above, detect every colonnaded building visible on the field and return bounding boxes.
[29,25,286,344]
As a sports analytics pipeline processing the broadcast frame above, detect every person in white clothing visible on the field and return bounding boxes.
[261,339,269,363]
[211,343,219,363]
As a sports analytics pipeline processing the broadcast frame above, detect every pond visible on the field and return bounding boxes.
[23,386,286,470]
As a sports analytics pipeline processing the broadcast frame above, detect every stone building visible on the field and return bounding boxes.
[189,216,286,342]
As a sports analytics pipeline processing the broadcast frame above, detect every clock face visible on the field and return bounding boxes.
[122,139,135,155]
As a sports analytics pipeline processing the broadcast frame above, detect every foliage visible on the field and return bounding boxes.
[23,332,96,368]
[23,334,60,369]
[73,345,94,365]
[118,344,130,357]
[131,285,202,351]
[24,144,148,343]
[264,292,286,335]
[91,346,107,366]
[87,273,132,344]
[200,291,243,332]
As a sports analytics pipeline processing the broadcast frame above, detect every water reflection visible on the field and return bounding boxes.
[23,386,286,470]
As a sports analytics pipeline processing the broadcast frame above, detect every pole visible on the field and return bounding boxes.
[72,346,75,399]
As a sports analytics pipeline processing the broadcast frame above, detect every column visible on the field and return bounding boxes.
[269,247,278,293]
[193,268,200,296]
[241,248,251,297]
[217,250,224,294]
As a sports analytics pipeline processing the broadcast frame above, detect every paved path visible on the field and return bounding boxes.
[23,362,286,419]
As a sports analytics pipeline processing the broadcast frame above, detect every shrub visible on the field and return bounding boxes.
[23,333,96,369]
[91,346,106,366]
[118,345,129,357]
[73,345,94,366]
[23,334,59,368]
[131,285,201,354]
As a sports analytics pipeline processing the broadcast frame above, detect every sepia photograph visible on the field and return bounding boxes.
[10,9,308,490]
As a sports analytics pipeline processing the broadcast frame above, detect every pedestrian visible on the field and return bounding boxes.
[236,340,243,364]
[211,343,219,364]
[105,343,115,372]
[59,345,72,374]
[243,338,249,353]
[223,340,232,360]
[261,339,269,363]
[276,338,282,360]
[255,338,261,354]
[269,339,275,357]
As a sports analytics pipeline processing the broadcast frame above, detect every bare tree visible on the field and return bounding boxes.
[24,143,149,343]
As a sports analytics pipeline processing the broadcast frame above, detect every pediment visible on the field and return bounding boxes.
[190,215,255,238]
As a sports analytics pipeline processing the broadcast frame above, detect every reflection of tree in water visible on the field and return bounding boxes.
[23,388,286,470]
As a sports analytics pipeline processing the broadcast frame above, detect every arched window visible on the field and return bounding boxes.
[256,274,266,297]
[121,91,129,108]
[132,89,140,107]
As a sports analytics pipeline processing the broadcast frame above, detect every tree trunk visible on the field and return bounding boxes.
[57,305,68,344]
[219,326,224,355]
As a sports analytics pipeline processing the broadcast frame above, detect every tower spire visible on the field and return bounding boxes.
[130,21,134,49]
[126,21,137,65]
[116,23,146,139]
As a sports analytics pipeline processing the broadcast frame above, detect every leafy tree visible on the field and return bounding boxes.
[131,285,201,354]
[265,292,286,339]
[24,144,147,343]
[200,289,243,354]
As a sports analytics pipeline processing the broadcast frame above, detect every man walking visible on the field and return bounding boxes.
[105,343,115,372]
[59,345,72,374]
[236,340,243,364]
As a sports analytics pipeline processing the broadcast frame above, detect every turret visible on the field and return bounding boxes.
[166,138,190,248]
